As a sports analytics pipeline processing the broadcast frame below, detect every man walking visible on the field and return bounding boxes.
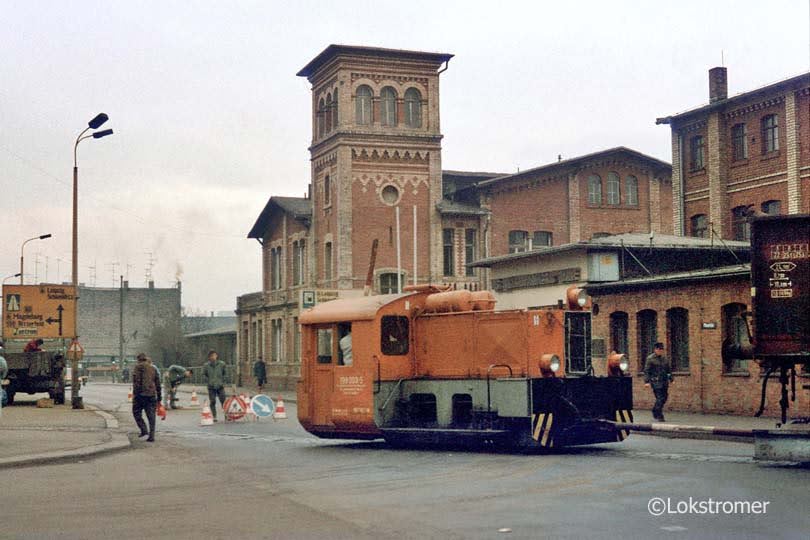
[644,342,673,422]
[253,356,267,392]
[203,350,227,422]
[163,364,193,409]
[132,353,161,442]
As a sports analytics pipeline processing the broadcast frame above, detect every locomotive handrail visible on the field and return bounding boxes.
[374,355,381,394]
[379,378,405,413]
[486,364,513,414]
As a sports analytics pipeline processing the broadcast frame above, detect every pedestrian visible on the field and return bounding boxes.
[339,326,352,366]
[163,364,193,409]
[644,342,673,422]
[24,338,44,353]
[122,366,130,383]
[132,353,162,442]
[253,356,267,392]
[0,340,8,413]
[203,350,227,422]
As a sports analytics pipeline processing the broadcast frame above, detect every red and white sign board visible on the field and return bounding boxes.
[223,395,248,421]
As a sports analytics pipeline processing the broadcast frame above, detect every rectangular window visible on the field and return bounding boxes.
[532,231,552,249]
[637,310,657,371]
[324,242,332,281]
[667,308,689,372]
[381,316,409,355]
[609,312,629,355]
[762,115,778,153]
[761,200,781,215]
[606,172,620,205]
[271,319,283,362]
[731,123,748,160]
[565,312,592,374]
[464,229,477,276]
[625,175,638,206]
[379,272,403,294]
[443,228,455,276]
[292,240,305,285]
[323,176,331,207]
[508,230,528,253]
[257,321,264,359]
[732,206,751,242]
[316,328,333,364]
[251,321,257,359]
[270,247,283,290]
[690,135,704,170]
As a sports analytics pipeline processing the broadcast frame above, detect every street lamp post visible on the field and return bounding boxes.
[71,113,113,409]
[2,273,22,285]
[20,234,52,284]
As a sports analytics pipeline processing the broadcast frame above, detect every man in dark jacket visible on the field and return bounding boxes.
[253,356,267,392]
[203,350,227,422]
[163,364,192,409]
[132,353,162,442]
[644,342,673,422]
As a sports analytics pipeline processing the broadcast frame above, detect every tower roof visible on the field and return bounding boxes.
[297,44,453,78]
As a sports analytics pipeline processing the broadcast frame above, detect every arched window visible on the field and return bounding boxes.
[381,86,397,126]
[323,175,331,207]
[355,85,372,125]
[625,175,638,206]
[637,309,657,371]
[508,230,528,253]
[667,307,689,372]
[610,311,629,358]
[690,214,708,238]
[606,172,620,205]
[332,89,338,126]
[317,97,326,137]
[588,174,602,205]
[404,88,422,127]
[325,92,332,132]
[722,303,750,373]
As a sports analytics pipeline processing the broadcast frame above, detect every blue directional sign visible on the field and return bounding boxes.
[250,394,275,418]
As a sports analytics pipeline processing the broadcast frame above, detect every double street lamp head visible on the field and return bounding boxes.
[88,113,109,129]
[92,129,114,139]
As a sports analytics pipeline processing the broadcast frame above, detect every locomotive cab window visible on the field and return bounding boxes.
[381,316,409,355]
[316,328,333,364]
[338,323,353,366]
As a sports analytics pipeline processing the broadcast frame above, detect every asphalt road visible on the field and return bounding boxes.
[4,384,809,540]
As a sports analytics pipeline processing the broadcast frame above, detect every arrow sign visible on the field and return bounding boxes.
[45,304,65,336]
[250,394,275,418]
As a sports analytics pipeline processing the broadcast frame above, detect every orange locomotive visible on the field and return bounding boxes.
[297,285,633,449]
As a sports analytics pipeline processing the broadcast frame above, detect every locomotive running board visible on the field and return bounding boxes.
[380,427,510,444]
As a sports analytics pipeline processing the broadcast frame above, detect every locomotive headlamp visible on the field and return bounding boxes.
[540,354,561,377]
[607,352,627,376]
[565,286,588,310]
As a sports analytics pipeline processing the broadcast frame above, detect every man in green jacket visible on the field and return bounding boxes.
[163,364,193,409]
[644,342,674,422]
[132,353,162,442]
[202,350,227,422]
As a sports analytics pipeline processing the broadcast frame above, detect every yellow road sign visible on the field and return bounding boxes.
[2,284,77,340]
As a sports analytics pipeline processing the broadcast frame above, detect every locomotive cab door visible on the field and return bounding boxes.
[312,325,336,426]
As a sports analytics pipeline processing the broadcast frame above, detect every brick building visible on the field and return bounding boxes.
[479,147,673,255]
[657,68,810,240]
[236,45,677,390]
[586,268,809,418]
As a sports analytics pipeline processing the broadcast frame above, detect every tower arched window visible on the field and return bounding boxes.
[325,92,333,132]
[332,88,338,127]
[381,86,397,126]
[404,88,422,128]
[317,97,325,137]
[355,85,372,125]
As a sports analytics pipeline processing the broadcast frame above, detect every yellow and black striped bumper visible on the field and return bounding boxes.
[615,409,634,441]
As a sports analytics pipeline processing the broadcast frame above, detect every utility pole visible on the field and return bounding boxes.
[119,275,125,367]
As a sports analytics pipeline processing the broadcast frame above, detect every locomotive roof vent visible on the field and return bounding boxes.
[423,290,496,313]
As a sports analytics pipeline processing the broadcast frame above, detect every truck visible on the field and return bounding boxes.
[3,350,67,405]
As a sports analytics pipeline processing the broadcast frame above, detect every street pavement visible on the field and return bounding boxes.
[2,383,808,539]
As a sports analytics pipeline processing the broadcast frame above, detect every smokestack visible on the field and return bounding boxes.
[709,67,728,103]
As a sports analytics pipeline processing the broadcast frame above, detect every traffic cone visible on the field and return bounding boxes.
[127,390,133,403]
[273,396,287,419]
[189,391,200,408]
[200,402,214,426]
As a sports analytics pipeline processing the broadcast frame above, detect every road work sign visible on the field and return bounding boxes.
[223,395,248,421]
[2,285,77,340]
[250,394,275,418]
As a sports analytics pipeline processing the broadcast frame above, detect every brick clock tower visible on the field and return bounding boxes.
[297,45,453,292]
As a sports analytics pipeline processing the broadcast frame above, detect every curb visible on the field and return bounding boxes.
[0,406,130,469]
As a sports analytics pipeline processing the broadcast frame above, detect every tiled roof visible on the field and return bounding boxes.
[585,265,750,293]
[247,196,312,239]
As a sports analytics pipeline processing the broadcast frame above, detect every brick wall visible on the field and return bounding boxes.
[590,277,810,418]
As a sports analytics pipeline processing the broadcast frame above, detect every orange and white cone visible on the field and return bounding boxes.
[127,390,133,403]
[273,397,287,419]
[189,391,200,408]
[200,403,214,426]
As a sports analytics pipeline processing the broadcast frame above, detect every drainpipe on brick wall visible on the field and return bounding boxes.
[699,305,705,413]
[677,132,685,236]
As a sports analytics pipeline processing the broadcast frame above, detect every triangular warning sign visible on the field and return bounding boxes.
[6,294,20,312]
[227,399,245,414]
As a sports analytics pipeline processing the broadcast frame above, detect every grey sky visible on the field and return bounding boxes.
[2,1,808,313]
